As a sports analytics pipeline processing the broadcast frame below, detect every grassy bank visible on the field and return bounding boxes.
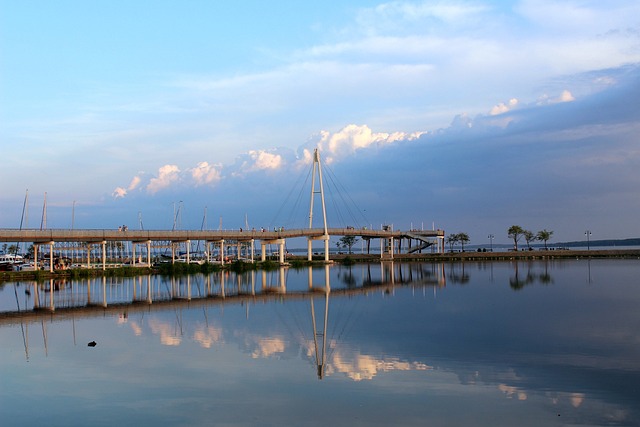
[0,258,293,283]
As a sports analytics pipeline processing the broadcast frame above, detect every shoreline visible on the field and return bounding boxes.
[2,248,639,283]
[328,248,640,262]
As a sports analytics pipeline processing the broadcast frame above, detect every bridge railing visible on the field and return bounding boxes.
[0,227,444,243]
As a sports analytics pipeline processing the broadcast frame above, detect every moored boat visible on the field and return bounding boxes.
[0,254,24,270]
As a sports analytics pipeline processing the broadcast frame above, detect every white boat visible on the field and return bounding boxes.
[0,254,24,270]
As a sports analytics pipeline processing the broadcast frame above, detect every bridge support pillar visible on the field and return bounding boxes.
[206,240,224,264]
[324,237,329,262]
[307,235,330,262]
[87,242,91,269]
[102,241,107,271]
[380,237,394,260]
[261,239,286,264]
[49,241,54,272]
[271,240,284,264]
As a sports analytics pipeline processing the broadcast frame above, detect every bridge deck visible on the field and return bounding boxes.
[0,228,444,243]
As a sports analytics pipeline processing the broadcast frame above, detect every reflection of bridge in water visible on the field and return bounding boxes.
[1,263,445,323]
[2,262,445,379]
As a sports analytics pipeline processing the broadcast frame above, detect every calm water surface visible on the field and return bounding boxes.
[1,259,639,426]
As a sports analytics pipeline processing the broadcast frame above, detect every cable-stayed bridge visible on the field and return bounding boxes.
[0,150,444,270]
[0,226,444,267]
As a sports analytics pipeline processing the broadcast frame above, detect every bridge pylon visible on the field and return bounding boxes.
[307,149,330,262]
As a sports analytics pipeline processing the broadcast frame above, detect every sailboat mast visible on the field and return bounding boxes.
[20,189,28,230]
[71,200,76,230]
[40,192,47,231]
[201,206,208,231]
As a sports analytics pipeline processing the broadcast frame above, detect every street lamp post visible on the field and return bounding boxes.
[488,234,494,252]
[585,230,592,250]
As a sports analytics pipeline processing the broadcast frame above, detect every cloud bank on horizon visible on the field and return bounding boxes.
[1,0,639,244]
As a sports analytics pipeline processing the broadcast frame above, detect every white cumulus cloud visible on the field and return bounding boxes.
[112,187,127,199]
[537,89,576,105]
[558,89,575,103]
[189,161,222,186]
[301,124,423,164]
[248,150,283,171]
[112,175,142,198]
[230,149,288,177]
[490,98,519,115]
[147,164,181,194]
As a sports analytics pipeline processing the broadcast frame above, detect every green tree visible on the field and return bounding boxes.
[447,234,459,252]
[508,225,524,251]
[523,230,536,250]
[336,235,358,254]
[456,232,470,252]
[536,229,554,250]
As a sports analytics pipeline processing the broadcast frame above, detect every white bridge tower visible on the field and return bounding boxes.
[307,149,330,262]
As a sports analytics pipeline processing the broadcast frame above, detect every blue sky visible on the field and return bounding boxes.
[1,0,639,245]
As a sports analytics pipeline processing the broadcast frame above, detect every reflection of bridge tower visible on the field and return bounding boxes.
[307,149,330,263]
[308,265,330,379]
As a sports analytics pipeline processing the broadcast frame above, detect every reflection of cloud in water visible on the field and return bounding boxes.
[148,318,181,346]
[499,384,593,413]
[332,353,431,381]
[251,337,287,359]
[239,333,287,359]
[498,384,528,400]
[192,325,223,349]
[301,340,430,381]
[478,369,589,408]
[550,392,587,409]
[571,393,585,408]
[129,321,143,336]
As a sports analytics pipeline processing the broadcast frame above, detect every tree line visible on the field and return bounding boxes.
[508,226,553,251]
[446,227,554,251]
[446,232,470,251]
